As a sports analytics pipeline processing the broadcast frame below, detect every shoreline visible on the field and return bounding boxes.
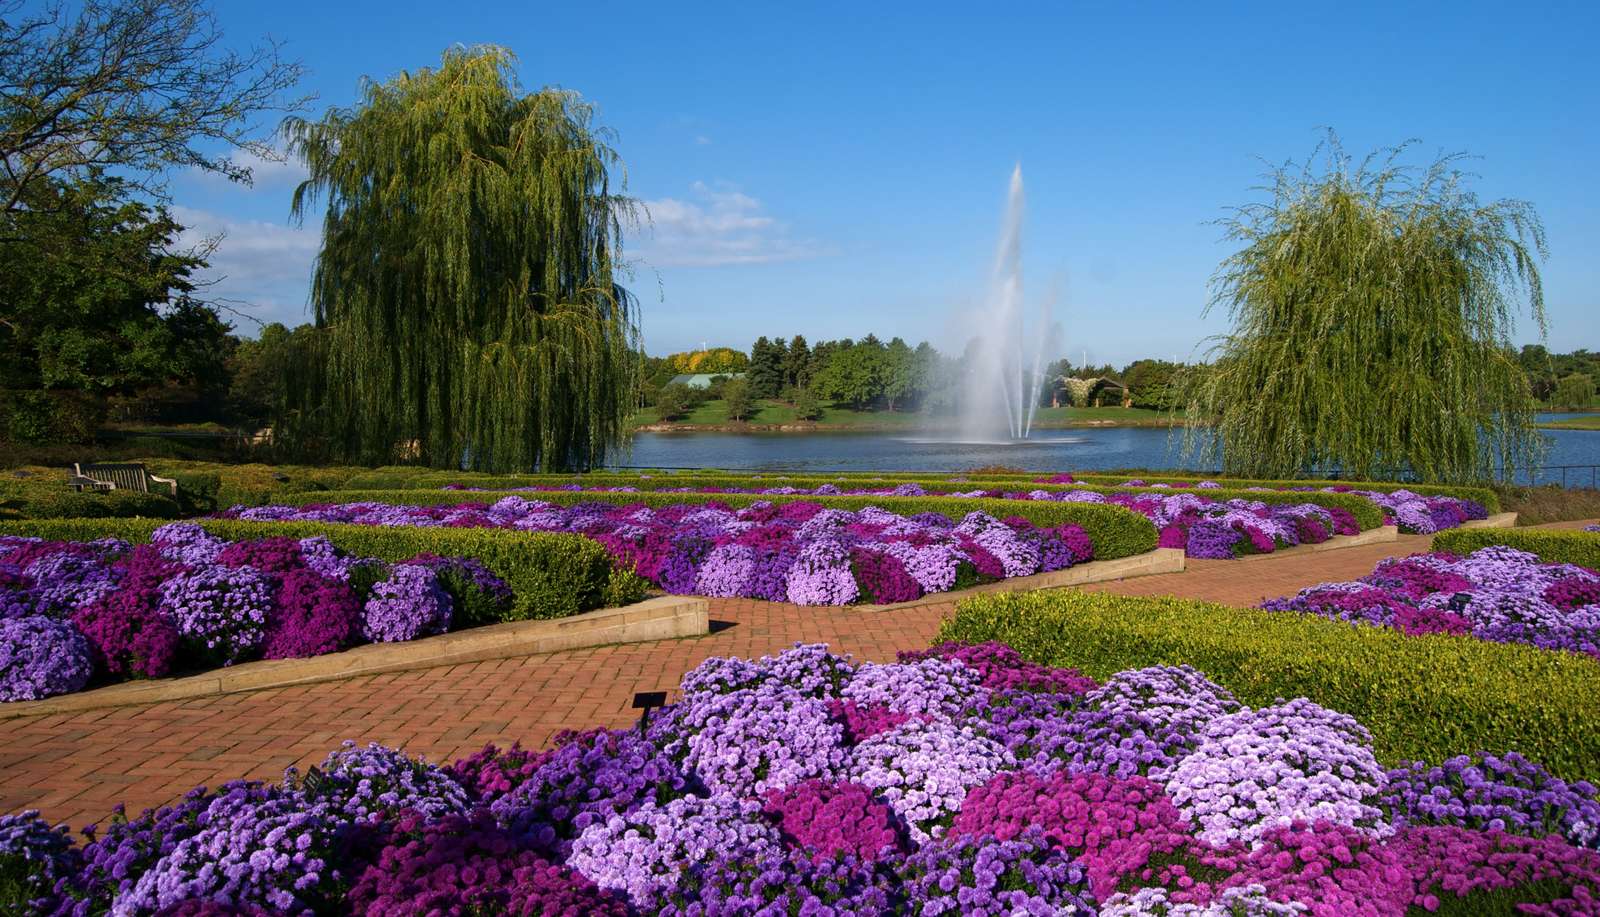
[631,418,1187,434]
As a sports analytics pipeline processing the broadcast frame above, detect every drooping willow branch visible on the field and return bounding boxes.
[1179,135,1547,484]
[283,45,640,472]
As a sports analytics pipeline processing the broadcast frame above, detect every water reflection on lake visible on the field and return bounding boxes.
[612,418,1600,488]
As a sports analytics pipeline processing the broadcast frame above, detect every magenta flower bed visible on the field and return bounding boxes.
[0,526,512,702]
[227,499,1096,605]
[2,642,1597,914]
[1261,546,1600,658]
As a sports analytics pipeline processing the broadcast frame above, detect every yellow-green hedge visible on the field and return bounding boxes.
[938,590,1600,780]
[0,517,634,620]
[1433,528,1600,571]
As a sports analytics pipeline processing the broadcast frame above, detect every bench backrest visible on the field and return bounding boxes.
[75,463,153,493]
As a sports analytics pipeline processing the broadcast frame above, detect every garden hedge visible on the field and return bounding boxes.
[0,482,180,520]
[938,590,1600,782]
[271,488,1161,561]
[1072,473,1501,514]
[1433,528,1600,571]
[0,518,634,621]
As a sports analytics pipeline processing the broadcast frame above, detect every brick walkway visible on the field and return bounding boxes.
[2,522,1592,828]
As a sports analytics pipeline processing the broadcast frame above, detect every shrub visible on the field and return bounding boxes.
[937,590,1600,781]
[0,518,626,621]
[3,486,180,521]
[1433,528,1600,571]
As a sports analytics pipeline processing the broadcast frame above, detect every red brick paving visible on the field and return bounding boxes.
[2,521,1593,828]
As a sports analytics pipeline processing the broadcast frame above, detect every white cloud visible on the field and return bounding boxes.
[192,146,309,190]
[632,181,830,268]
[172,206,320,330]
[694,134,713,146]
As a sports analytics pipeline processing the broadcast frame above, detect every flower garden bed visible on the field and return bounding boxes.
[222,496,1159,607]
[432,480,1384,561]
[1262,545,1600,658]
[0,521,646,703]
[939,590,1600,778]
[2,642,1598,915]
[1435,527,1600,572]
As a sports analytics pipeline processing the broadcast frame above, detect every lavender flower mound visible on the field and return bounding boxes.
[643,846,893,916]
[297,536,359,582]
[678,642,854,700]
[361,563,451,643]
[1262,547,1600,657]
[149,523,226,567]
[847,718,1014,842]
[1053,665,1242,779]
[1381,752,1600,848]
[0,810,79,913]
[158,565,274,665]
[118,788,354,914]
[898,829,1095,916]
[72,781,272,912]
[841,657,987,718]
[666,685,848,797]
[489,729,688,854]
[566,794,783,904]
[285,741,470,824]
[1163,698,1389,846]
[786,537,861,605]
[22,552,121,618]
[0,615,93,701]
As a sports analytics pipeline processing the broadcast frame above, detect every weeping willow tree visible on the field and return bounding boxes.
[283,46,638,471]
[1180,137,1547,483]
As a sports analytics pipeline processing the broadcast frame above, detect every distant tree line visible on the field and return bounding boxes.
[636,333,1206,423]
[1518,346,1598,408]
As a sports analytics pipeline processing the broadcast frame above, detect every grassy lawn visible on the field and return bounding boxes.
[1539,414,1600,430]
[628,400,1171,428]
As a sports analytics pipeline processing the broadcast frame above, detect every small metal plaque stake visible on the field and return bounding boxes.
[633,691,667,731]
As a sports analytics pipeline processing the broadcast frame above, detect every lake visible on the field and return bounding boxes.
[613,415,1600,488]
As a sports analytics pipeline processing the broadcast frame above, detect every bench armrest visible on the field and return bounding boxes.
[148,474,179,497]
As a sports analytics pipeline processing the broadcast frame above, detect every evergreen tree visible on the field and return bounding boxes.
[285,46,638,471]
[785,335,812,389]
[747,336,785,397]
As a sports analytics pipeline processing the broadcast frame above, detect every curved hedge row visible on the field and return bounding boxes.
[1433,528,1600,571]
[267,488,1162,561]
[0,518,632,620]
[390,474,1387,533]
[937,590,1600,782]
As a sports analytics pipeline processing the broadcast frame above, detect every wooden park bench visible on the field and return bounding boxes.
[68,462,178,496]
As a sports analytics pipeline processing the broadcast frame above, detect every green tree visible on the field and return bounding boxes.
[1182,138,1547,482]
[722,377,754,421]
[285,46,639,471]
[791,386,822,421]
[655,383,692,421]
[1554,374,1594,410]
[747,336,785,397]
[813,341,879,409]
[881,337,915,410]
[0,0,306,211]
[785,335,812,388]
[0,172,218,396]
[1122,359,1182,411]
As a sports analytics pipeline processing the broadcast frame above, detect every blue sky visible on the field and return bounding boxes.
[171,0,1599,366]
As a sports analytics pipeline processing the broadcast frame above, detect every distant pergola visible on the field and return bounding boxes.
[1052,376,1129,408]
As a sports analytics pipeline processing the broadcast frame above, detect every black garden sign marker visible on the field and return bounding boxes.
[633,691,667,731]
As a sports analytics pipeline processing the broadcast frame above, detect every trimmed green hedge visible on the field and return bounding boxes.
[272,488,1161,561]
[0,518,632,621]
[0,483,180,520]
[1433,528,1600,570]
[938,590,1600,781]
